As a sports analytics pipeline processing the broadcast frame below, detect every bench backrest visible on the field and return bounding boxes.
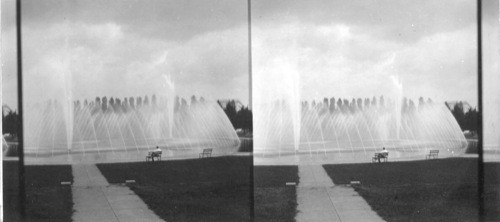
[202,148,212,153]
[430,150,439,154]
[374,152,388,157]
[151,151,162,156]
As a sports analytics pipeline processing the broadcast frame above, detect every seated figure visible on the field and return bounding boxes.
[153,146,162,155]
[378,147,389,162]
[150,146,162,162]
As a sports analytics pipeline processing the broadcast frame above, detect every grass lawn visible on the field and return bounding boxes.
[3,161,74,222]
[323,158,500,222]
[97,156,252,222]
[254,166,299,222]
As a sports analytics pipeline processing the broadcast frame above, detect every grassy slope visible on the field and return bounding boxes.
[254,166,299,222]
[97,156,252,222]
[323,158,500,222]
[3,161,74,222]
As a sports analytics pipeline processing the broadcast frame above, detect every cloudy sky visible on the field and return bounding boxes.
[2,0,491,110]
[252,0,479,107]
[2,0,249,109]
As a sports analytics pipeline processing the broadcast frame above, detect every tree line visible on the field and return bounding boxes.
[1,100,474,138]
[2,106,20,138]
[217,100,253,133]
[446,101,479,133]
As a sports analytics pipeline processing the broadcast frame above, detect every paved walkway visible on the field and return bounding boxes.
[71,164,164,222]
[296,164,385,222]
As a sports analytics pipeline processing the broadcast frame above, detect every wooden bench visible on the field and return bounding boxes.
[426,150,439,159]
[199,148,213,158]
[146,151,162,162]
[372,152,388,163]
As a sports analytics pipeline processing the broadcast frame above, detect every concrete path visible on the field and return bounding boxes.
[296,164,385,222]
[71,164,164,222]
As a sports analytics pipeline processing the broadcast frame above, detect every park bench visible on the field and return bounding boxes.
[372,152,388,163]
[199,148,213,158]
[146,150,162,162]
[426,150,439,159]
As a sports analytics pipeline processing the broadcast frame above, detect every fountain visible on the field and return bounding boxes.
[23,76,240,162]
[255,95,467,158]
[254,71,468,161]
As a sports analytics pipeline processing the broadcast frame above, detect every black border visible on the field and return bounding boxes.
[16,0,26,218]
[477,0,484,220]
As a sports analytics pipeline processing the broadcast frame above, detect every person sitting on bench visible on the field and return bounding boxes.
[152,146,162,162]
[378,147,388,163]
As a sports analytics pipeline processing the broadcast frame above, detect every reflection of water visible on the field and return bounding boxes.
[255,98,468,158]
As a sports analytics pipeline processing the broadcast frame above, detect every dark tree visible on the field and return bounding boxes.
[223,100,238,129]
[109,97,115,111]
[2,107,19,137]
[144,96,149,106]
[451,102,466,131]
[102,96,108,112]
[329,97,336,112]
[464,107,479,132]
[236,106,253,132]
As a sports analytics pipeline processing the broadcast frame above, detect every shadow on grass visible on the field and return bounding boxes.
[254,166,299,222]
[323,158,500,222]
[97,156,252,222]
[3,161,74,222]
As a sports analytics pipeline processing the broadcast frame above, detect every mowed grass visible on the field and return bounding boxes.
[323,158,500,222]
[97,156,252,222]
[3,161,74,222]
[254,166,299,222]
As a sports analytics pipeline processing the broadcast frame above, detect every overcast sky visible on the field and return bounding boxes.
[2,0,492,110]
[2,0,249,109]
[252,0,479,107]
